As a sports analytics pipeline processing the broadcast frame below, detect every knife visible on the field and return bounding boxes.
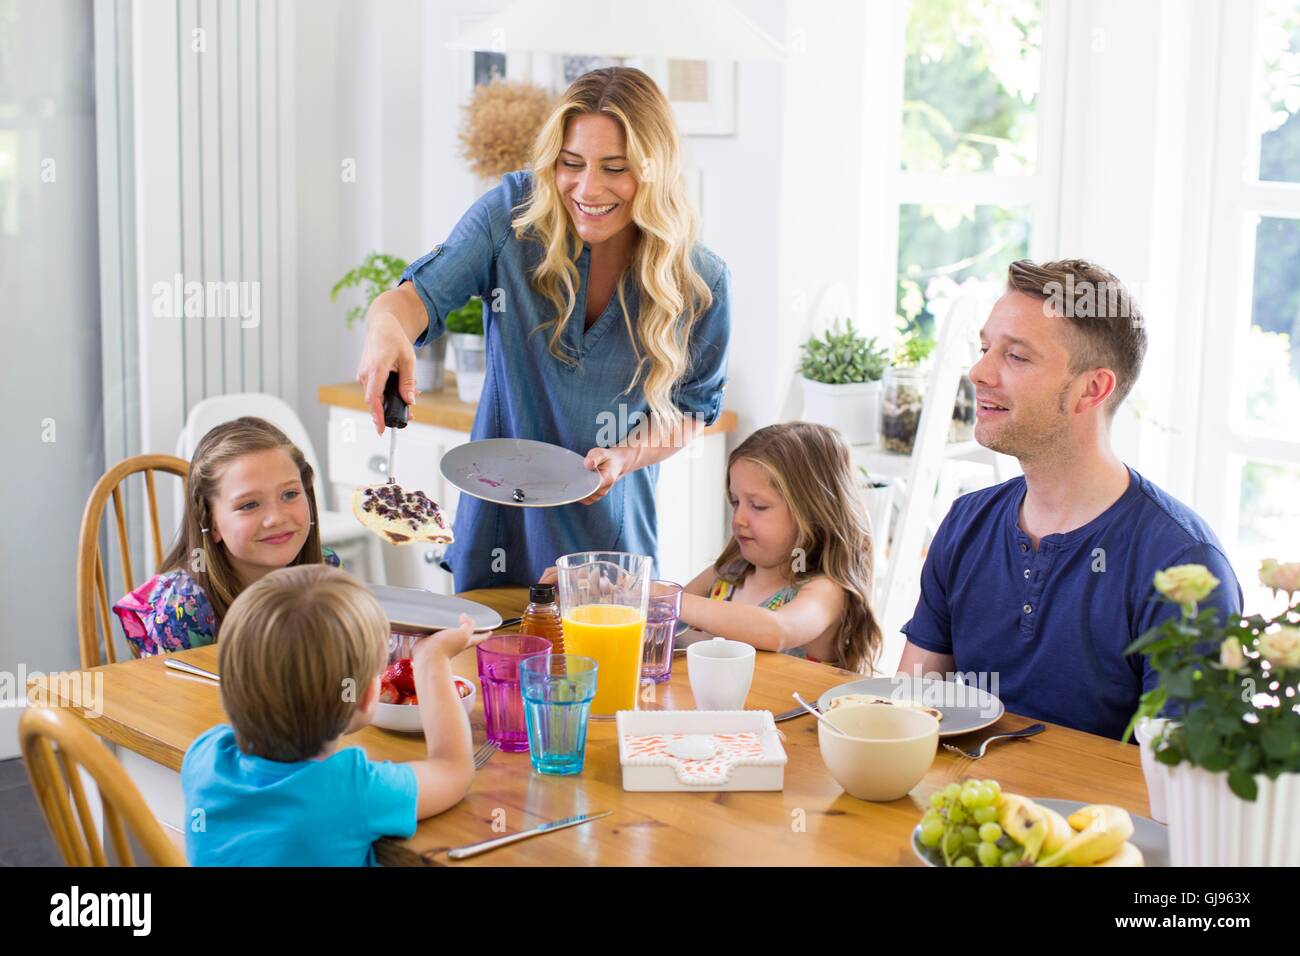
[445,810,611,861]
[164,657,220,682]
[382,371,410,482]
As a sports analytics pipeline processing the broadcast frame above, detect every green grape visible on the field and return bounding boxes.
[977,842,1002,867]
[922,809,942,827]
[979,822,1003,843]
[960,825,979,846]
[942,830,963,857]
[976,785,997,807]
[920,819,945,848]
[930,792,946,810]
[959,783,982,808]
[983,779,1002,800]
[943,783,961,802]
[973,805,998,825]
[953,856,975,867]
[948,804,967,824]
[1001,847,1024,867]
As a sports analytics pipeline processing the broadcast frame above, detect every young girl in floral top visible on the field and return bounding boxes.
[113,417,340,655]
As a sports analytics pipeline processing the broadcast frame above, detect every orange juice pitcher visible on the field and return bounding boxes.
[554,552,650,717]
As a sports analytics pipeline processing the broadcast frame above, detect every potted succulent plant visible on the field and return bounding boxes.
[880,328,936,454]
[332,253,447,392]
[1123,560,1300,866]
[798,320,890,445]
[446,296,486,404]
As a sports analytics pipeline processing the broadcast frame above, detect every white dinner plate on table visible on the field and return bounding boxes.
[441,438,601,508]
[367,584,503,633]
[817,675,1004,739]
[911,798,1169,867]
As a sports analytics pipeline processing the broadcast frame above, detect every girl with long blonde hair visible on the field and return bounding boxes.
[679,422,883,674]
[355,67,731,590]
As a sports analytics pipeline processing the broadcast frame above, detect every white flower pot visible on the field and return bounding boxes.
[1165,761,1300,866]
[451,333,486,405]
[414,336,447,392]
[1134,717,1171,824]
[800,378,882,445]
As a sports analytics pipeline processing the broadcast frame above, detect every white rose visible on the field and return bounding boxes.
[1259,559,1300,597]
[1258,627,1300,670]
[1219,637,1246,672]
[1154,564,1219,607]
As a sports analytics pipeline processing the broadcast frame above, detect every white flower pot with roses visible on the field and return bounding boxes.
[1124,560,1300,866]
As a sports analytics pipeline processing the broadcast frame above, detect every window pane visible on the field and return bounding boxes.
[1236,460,1300,617]
[1256,0,1300,184]
[1244,216,1300,439]
[897,203,1031,331]
[901,0,1042,174]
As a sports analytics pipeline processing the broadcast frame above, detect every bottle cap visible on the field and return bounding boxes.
[529,583,556,605]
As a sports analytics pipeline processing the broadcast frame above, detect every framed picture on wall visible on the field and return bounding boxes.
[540,55,737,137]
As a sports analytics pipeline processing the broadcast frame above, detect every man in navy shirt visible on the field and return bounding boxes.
[898,259,1242,740]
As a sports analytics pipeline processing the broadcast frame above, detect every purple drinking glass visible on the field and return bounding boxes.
[640,580,683,683]
[476,634,553,751]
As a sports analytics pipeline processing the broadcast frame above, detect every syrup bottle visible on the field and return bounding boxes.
[521,583,565,655]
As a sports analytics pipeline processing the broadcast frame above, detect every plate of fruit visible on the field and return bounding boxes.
[912,778,1168,867]
[373,656,476,733]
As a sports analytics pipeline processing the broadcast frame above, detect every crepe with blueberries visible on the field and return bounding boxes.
[352,482,453,546]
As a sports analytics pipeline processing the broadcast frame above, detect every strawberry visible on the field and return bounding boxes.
[400,692,419,706]
[382,658,415,694]
[378,681,402,705]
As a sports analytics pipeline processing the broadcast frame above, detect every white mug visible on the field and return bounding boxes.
[687,637,756,710]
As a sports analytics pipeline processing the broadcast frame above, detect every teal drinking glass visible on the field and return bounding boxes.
[519,655,599,775]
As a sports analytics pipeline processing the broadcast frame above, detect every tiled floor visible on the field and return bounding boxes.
[0,758,62,866]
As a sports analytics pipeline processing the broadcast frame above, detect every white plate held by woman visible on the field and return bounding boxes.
[441,438,601,508]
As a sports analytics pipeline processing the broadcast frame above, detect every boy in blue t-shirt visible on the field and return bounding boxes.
[182,565,486,865]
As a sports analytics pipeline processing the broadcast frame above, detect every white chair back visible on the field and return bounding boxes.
[173,393,328,522]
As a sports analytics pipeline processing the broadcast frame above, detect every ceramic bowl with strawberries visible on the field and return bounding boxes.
[372,631,476,733]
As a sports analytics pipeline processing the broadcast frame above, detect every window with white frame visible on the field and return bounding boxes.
[1198,0,1300,617]
[893,0,1066,341]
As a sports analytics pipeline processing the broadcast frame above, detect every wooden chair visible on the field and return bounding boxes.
[19,707,187,866]
[77,454,189,669]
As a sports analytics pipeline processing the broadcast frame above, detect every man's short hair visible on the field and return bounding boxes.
[1006,258,1147,416]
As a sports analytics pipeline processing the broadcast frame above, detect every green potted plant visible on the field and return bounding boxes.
[1124,560,1300,866]
[445,296,486,404]
[331,253,447,392]
[881,326,936,454]
[798,320,890,444]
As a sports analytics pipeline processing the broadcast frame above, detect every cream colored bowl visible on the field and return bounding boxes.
[817,703,939,801]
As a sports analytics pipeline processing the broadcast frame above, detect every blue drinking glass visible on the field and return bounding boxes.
[519,655,599,775]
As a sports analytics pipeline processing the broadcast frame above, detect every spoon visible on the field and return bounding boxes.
[792,692,849,738]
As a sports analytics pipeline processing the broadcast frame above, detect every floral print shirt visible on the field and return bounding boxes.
[112,548,341,656]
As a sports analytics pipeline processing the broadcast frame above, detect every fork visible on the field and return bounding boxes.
[942,723,1046,759]
[473,740,499,770]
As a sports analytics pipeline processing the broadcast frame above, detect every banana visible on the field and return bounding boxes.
[1089,841,1144,867]
[997,793,1049,862]
[1040,804,1075,856]
[1038,804,1134,867]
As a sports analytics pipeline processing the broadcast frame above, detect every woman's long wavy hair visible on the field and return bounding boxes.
[511,67,713,425]
[161,417,325,626]
[712,423,883,674]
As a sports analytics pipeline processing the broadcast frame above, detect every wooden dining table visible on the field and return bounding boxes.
[43,587,1153,866]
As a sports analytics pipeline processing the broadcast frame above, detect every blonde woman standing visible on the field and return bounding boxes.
[355,68,730,590]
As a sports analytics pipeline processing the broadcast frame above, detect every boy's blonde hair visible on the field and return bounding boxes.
[713,422,883,674]
[218,565,388,762]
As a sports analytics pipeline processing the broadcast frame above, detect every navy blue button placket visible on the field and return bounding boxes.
[1020,537,1054,638]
